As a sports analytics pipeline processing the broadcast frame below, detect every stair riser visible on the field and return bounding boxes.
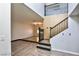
[37,46,51,51]
[38,43,51,46]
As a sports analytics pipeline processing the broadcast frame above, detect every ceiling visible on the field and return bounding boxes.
[45,3,55,5]
[11,3,43,23]
[70,4,79,16]
[45,3,58,7]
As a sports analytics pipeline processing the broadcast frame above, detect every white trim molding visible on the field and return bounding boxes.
[51,48,79,56]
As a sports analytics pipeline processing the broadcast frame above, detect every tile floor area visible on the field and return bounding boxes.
[11,40,77,56]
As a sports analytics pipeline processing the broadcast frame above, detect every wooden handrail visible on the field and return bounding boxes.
[50,17,68,29]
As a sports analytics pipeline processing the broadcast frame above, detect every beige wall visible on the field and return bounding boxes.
[44,13,68,39]
[11,21,33,40]
[11,3,43,41]
[11,20,43,40]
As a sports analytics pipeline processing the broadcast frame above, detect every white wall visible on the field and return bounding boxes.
[0,3,11,56]
[50,16,79,55]
[68,3,78,16]
[25,3,44,17]
[50,3,79,55]
[12,21,33,40]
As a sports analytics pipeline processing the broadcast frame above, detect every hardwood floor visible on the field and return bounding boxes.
[23,36,39,42]
[11,40,77,56]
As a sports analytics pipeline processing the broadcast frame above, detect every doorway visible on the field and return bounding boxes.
[32,21,43,42]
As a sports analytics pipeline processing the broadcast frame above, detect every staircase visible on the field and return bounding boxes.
[50,17,68,38]
[37,17,68,51]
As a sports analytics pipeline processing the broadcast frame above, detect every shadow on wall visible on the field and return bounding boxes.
[70,15,79,23]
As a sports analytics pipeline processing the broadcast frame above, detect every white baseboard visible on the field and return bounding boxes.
[51,48,79,56]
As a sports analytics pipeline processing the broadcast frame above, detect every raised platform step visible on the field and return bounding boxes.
[37,46,51,51]
[38,42,51,46]
[37,44,51,51]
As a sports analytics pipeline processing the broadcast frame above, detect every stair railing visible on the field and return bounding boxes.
[50,17,68,38]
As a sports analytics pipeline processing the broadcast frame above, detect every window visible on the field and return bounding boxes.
[45,3,68,16]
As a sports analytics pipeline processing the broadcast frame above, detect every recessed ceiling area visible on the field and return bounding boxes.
[11,3,43,23]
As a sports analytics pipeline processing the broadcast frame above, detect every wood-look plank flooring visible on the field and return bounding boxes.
[11,40,78,56]
[23,36,39,42]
